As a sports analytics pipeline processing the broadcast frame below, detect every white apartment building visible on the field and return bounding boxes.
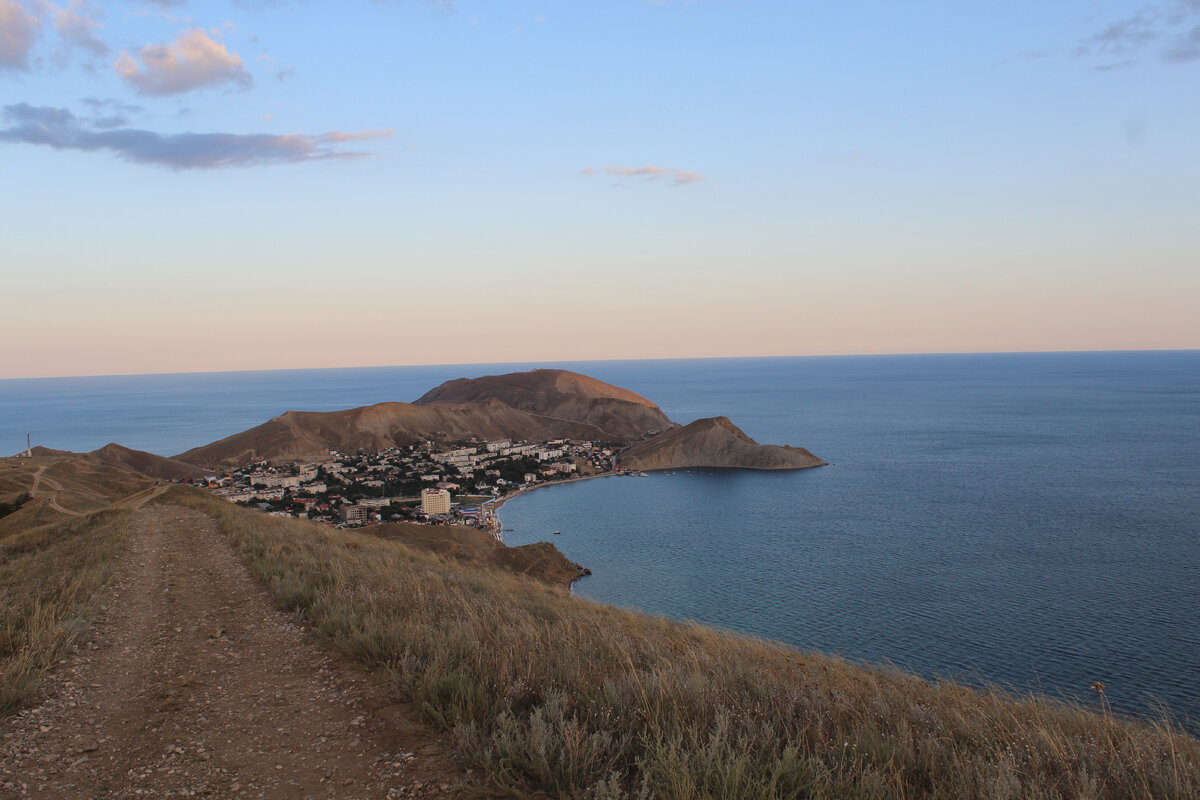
[421,488,452,515]
[247,473,301,489]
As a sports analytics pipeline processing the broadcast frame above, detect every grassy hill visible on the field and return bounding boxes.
[3,458,1196,799]
[153,486,1198,800]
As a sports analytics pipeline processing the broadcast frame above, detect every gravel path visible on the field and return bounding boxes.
[1,505,474,799]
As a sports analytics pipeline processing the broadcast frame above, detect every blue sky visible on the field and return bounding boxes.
[1,0,1197,378]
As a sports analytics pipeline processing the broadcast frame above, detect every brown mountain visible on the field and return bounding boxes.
[616,417,826,471]
[175,369,823,471]
[177,370,677,468]
[415,369,674,442]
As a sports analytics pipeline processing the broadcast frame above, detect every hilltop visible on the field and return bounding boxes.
[415,368,672,442]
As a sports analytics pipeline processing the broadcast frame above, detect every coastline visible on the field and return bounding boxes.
[485,471,622,539]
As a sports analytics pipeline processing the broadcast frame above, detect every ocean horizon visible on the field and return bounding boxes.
[3,350,1198,729]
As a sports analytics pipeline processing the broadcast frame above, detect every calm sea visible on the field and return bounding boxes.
[3,352,1198,727]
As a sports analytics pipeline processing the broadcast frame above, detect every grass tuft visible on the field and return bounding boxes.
[0,508,130,714]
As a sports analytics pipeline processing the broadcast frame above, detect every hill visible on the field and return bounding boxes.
[0,453,159,537]
[617,416,827,471]
[3,472,1197,798]
[159,486,1200,799]
[177,369,680,467]
[21,444,202,481]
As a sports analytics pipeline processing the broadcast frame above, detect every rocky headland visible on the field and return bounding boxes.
[616,416,826,471]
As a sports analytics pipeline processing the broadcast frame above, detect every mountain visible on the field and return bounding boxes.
[177,370,677,467]
[415,369,674,442]
[175,369,823,471]
[616,416,826,471]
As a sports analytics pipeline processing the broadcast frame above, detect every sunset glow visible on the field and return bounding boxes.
[2,0,1197,378]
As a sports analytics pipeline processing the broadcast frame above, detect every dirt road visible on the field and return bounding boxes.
[27,465,84,518]
[0,505,473,799]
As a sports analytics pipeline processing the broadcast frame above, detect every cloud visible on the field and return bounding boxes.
[0,103,394,169]
[0,0,40,71]
[582,165,703,186]
[51,0,107,59]
[1073,1,1200,66]
[80,96,144,128]
[1077,12,1159,57]
[1164,22,1200,61]
[115,28,251,95]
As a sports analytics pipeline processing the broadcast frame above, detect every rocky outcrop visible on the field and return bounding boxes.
[616,417,826,471]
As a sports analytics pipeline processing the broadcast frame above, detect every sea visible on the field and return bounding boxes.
[3,352,1197,728]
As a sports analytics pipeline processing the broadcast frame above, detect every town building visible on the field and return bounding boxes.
[421,488,452,515]
[340,504,370,524]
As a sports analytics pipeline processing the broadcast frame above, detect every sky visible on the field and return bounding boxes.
[1,0,1197,379]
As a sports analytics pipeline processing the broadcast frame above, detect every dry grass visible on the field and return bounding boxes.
[0,509,130,714]
[160,486,1198,799]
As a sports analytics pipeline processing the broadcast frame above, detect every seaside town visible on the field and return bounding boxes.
[181,439,643,537]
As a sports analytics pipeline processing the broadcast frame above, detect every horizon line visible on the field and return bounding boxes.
[1,347,1197,382]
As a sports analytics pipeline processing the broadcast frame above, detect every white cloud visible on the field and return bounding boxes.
[50,0,108,61]
[115,28,251,96]
[0,0,40,71]
[582,164,704,186]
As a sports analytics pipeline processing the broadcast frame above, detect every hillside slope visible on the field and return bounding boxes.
[160,487,1200,800]
[0,453,158,537]
[617,416,827,471]
[175,400,626,467]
